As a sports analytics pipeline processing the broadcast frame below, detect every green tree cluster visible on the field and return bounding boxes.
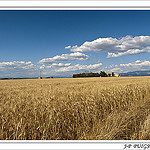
[99,71,107,77]
[73,72,100,78]
[73,71,108,78]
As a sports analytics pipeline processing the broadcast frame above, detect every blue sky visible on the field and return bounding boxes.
[0,10,150,78]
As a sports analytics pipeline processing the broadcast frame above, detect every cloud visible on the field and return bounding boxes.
[70,37,119,52]
[65,45,71,49]
[120,60,150,68]
[107,48,150,58]
[68,35,150,57]
[39,63,71,69]
[102,65,123,73]
[39,52,89,64]
[52,63,71,67]
[109,68,123,72]
[0,61,36,70]
[103,60,150,74]
[55,63,102,72]
[0,61,38,78]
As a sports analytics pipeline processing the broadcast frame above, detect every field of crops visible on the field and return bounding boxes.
[0,77,150,140]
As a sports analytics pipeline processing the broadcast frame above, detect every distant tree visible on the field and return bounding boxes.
[73,72,100,78]
[73,74,77,78]
[111,72,114,77]
[100,71,107,77]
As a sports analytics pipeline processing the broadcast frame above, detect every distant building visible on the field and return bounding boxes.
[106,73,111,77]
[114,73,120,77]
[105,72,120,77]
[111,72,114,77]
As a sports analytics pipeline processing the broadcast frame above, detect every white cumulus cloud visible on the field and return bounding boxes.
[65,45,71,49]
[55,63,102,72]
[0,61,36,70]
[52,63,71,67]
[39,52,89,64]
[104,60,150,73]
[71,37,119,52]
[120,60,150,68]
[107,48,150,58]
[67,35,150,57]
[0,61,38,78]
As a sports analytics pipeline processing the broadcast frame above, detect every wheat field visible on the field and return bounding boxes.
[0,76,150,140]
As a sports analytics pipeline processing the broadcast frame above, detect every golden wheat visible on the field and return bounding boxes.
[0,76,150,140]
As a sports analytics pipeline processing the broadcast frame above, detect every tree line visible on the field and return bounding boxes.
[73,71,108,78]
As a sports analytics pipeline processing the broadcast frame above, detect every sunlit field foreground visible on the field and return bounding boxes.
[0,77,150,140]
